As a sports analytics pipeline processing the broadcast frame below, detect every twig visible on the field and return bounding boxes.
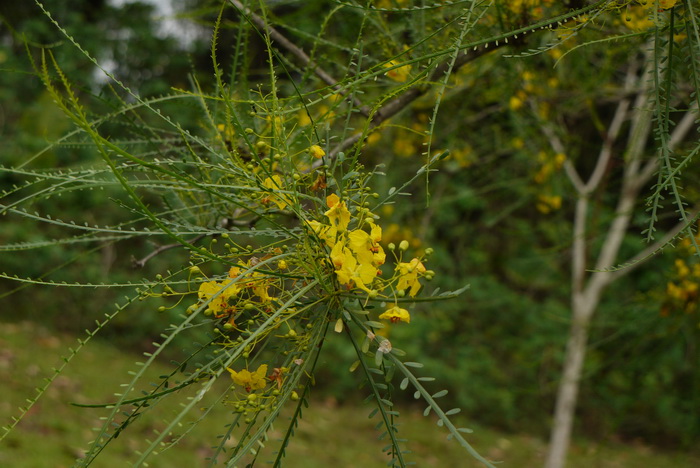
[228,0,368,114]
[132,233,209,268]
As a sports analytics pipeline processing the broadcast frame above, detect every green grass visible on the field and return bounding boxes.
[1,320,698,467]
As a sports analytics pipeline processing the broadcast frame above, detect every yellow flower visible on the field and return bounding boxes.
[396,258,426,297]
[330,241,376,292]
[324,194,351,233]
[379,305,411,324]
[198,280,239,315]
[262,175,290,210]
[306,219,335,247]
[309,144,326,159]
[348,223,385,267]
[384,60,412,82]
[227,364,268,392]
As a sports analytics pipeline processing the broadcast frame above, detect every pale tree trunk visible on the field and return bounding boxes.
[541,48,698,467]
[544,300,593,468]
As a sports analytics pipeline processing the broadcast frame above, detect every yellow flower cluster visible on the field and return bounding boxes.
[308,194,386,294]
[532,152,565,214]
[307,193,431,324]
[194,261,275,326]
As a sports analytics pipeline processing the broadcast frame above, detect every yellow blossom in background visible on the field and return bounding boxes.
[509,94,525,111]
[384,60,412,82]
[376,0,408,8]
[216,123,235,141]
[622,6,654,31]
[366,132,382,146]
[297,109,311,127]
[396,258,426,297]
[675,259,690,278]
[536,194,562,214]
[309,144,325,159]
[383,223,421,249]
[379,305,411,323]
[227,364,268,392]
[393,137,415,158]
[659,0,678,9]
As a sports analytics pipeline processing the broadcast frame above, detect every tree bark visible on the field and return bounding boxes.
[544,294,596,468]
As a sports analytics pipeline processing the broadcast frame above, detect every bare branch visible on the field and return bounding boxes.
[133,233,208,268]
[540,123,585,193]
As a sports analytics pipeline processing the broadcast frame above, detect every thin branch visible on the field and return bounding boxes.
[228,0,368,114]
[583,65,636,193]
[132,233,208,268]
[607,206,700,282]
[540,123,585,193]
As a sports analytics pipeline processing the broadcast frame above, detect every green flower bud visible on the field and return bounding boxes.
[399,240,409,251]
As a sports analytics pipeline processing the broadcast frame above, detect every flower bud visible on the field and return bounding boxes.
[388,243,396,251]
[399,240,409,251]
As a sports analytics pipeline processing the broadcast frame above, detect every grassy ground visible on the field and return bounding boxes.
[1,320,698,467]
